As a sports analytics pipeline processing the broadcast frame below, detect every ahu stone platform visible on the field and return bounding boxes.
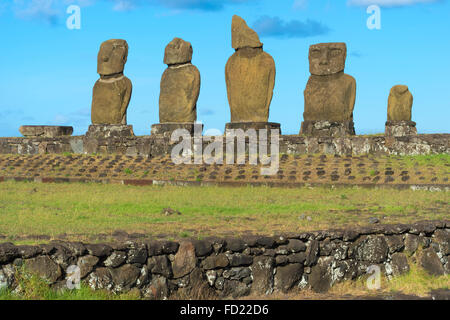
[0,133,449,157]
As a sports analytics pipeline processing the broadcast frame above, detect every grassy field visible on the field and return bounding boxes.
[0,180,448,244]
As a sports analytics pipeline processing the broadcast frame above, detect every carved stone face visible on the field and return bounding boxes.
[309,43,347,76]
[97,39,128,76]
[164,38,193,65]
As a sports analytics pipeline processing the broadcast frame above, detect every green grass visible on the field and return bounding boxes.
[0,180,448,243]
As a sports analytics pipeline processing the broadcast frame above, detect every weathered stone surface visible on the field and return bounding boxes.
[309,256,333,293]
[303,73,356,123]
[143,275,169,300]
[88,267,113,290]
[104,251,127,268]
[126,242,147,264]
[388,253,410,276]
[0,243,18,264]
[305,240,319,266]
[386,235,405,254]
[0,264,16,290]
[300,120,355,137]
[405,233,419,255]
[387,85,413,121]
[193,240,213,257]
[85,124,134,139]
[19,126,73,138]
[302,43,356,137]
[151,123,203,138]
[25,256,62,283]
[77,255,99,279]
[172,241,196,278]
[225,238,246,252]
[231,15,262,50]
[201,254,229,270]
[159,64,200,123]
[92,39,132,125]
[109,264,141,292]
[274,263,303,293]
[287,239,307,253]
[385,121,417,137]
[147,240,179,256]
[250,256,274,295]
[309,43,346,76]
[349,235,389,264]
[420,248,445,276]
[226,47,275,123]
[227,253,253,267]
[432,229,450,256]
[85,244,112,257]
[164,38,193,65]
[148,255,172,278]
[226,16,275,123]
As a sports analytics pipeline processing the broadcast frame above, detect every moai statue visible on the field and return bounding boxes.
[224,15,280,133]
[88,39,134,138]
[385,85,417,136]
[300,43,356,137]
[151,38,202,137]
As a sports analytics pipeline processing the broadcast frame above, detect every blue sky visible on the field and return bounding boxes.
[0,0,449,137]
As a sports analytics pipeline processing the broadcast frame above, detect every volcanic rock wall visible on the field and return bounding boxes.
[0,221,448,299]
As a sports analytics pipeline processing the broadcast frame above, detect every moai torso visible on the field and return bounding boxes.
[159,38,200,123]
[303,43,356,122]
[91,39,132,125]
[387,85,413,121]
[225,15,276,123]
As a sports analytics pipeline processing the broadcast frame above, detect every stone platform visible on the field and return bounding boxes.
[225,122,281,134]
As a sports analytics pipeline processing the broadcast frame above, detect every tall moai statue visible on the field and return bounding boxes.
[151,38,202,137]
[87,39,134,138]
[224,15,280,133]
[385,85,417,136]
[300,43,356,137]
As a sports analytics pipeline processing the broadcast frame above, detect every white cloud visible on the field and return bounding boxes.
[347,0,442,7]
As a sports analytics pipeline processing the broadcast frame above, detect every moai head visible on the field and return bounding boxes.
[231,15,263,50]
[309,43,347,76]
[97,39,128,76]
[164,38,193,65]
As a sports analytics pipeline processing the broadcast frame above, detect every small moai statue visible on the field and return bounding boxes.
[224,15,280,133]
[300,43,356,137]
[385,85,417,136]
[88,39,134,138]
[151,38,202,137]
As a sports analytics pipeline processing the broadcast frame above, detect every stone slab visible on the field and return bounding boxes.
[19,126,73,138]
